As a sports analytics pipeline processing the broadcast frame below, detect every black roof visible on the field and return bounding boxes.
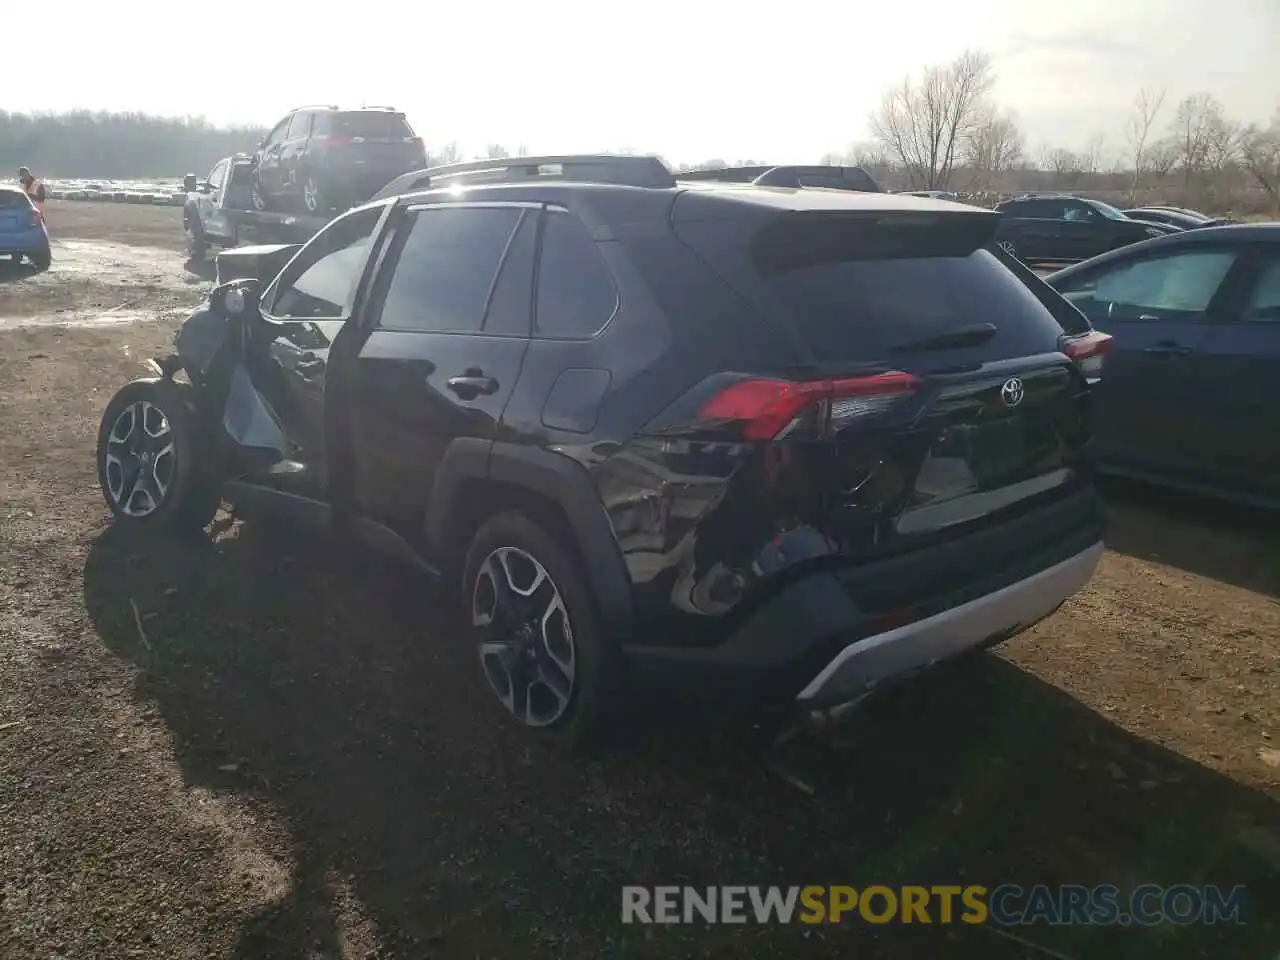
[367,154,974,232]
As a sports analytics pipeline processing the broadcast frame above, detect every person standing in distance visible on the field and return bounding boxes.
[18,167,46,221]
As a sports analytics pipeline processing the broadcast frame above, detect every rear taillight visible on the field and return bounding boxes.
[698,371,918,440]
[1062,330,1113,384]
[28,210,41,228]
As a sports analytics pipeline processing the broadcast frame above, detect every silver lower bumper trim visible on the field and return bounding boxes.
[796,541,1104,703]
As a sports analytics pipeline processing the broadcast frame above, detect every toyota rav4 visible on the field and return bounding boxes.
[95,157,1109,746]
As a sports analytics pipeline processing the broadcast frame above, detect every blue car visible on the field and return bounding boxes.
[1047,223,1280,507]
[0,186,51,270]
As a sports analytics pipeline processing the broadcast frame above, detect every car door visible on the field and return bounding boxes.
[1061,200,1106,260]
[257,118,290,197]
[202,160,234,241]
[1020,199,1068,261]
[197,160,227,235]
[250,203,391,497]
[1191,250,1280,500]
[280,111,312,199]
[345,201,537,532]
[1051,245,1243,478]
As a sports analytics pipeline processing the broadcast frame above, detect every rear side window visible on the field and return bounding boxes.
[534,212,618,339]
[376,206,521,333]
[757,246,1068,365]
[332,111,413,139]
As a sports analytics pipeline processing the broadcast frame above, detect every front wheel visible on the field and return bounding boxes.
[462,511,621,749]
[96,379,220,533]
[184,217,207,260]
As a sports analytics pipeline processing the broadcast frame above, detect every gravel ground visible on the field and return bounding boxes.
[0,201,1276,960]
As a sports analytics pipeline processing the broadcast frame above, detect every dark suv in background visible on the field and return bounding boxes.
[251,105,426,215]
[994,194,1175,264]
[101,157,1109,745]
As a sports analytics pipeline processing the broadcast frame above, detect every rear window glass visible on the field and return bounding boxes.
[757,247,1068,365]
[0,189,31,208]
[331,112,413,139]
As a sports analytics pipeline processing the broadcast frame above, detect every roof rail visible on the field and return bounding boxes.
[677,164,881,193]
[371,154,676,201]
[289,104,340,113]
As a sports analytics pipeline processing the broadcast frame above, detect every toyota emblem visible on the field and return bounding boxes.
[1001,377,1025,408]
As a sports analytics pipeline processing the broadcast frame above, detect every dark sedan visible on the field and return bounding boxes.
[1122,207,1236,231]
[1046,224,1280,506]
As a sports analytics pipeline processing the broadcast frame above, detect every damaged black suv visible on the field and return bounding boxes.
[95,156,1108,745]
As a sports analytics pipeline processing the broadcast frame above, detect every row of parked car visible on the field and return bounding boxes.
[94,149,1276,748]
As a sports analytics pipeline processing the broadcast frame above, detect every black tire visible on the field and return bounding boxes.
[183,215,207,260]
[30,244,51,271]
[96,379,220,534]
[462,511,622,750]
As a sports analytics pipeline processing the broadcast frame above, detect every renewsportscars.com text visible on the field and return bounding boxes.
[621,884,1249,926]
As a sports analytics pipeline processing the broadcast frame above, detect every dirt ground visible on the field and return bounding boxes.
[0,201,1276,960]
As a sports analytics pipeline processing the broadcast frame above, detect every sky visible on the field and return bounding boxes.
[8,0,1278,166]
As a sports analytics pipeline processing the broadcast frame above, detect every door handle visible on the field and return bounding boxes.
[446,374,499,398]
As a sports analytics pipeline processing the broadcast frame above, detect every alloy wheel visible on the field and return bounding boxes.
[103,400,175,517]
[303,177,319,213]
[471,546,576,727]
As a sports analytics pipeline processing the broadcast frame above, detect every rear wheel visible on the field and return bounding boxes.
[462,511,621,749]
[30,243,51,271]
[301,172,325,215]
[96,379,220,533]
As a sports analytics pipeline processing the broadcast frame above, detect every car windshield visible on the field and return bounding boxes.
[1091,201,1127,221]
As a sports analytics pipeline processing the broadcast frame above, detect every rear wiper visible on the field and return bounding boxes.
[891,322,998,354]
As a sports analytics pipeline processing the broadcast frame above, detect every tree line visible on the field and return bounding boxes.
[820,49,1279,215]
[0,110,267,179]
[4,77,1278,216]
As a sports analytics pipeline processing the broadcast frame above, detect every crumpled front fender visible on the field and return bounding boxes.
[222,364,288,457]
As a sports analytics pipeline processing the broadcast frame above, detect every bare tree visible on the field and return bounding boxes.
[430,141,461,166]
[1082,133,1107,177]
[1040,145,1081,187]
[1124,86,1167,203]
[1170,92,1230,197]
[869,49,995,190]
[1146,137,1180,180]
[964,110,1023,193]
[1240,110,1280,209]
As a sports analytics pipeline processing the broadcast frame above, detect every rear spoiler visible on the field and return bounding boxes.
[678,165,881,193]
[750,209,997,272]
